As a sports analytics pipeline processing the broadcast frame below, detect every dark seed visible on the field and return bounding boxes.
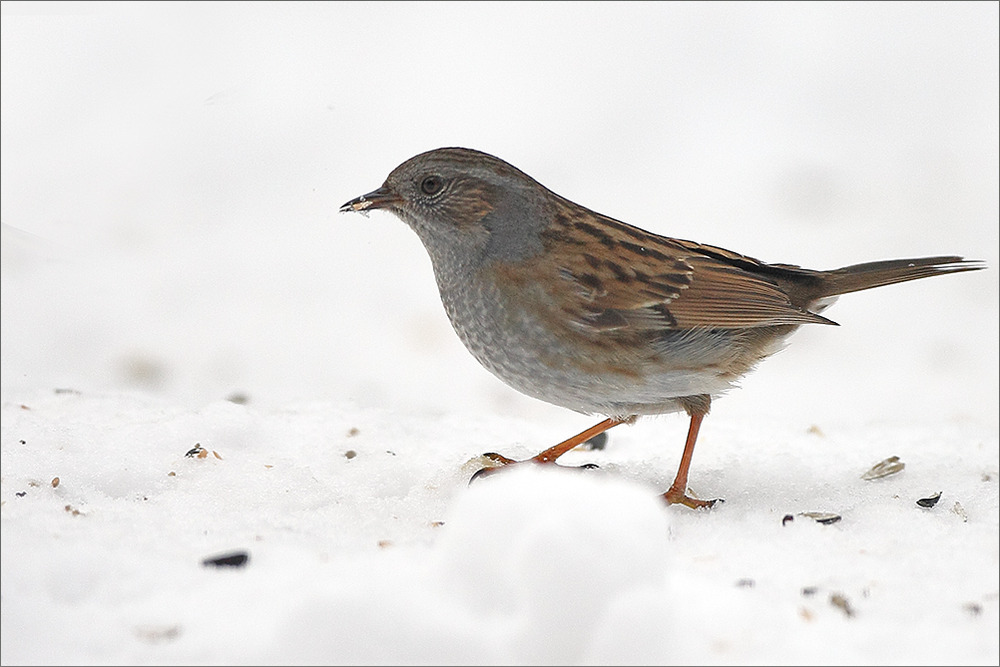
[202,551,249,568]
[184,444,204,458]
[580,432,608,451]
[15,491,26,497]
[345,450,357,459]
[916,492,942,508]
[830,592,855,617]
[736,578,755,588]
[800,511,842,525]
[782,514,794,526]
[801,586,818,597]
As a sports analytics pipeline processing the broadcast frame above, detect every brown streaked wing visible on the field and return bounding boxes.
[545,209,833,331]
[663,255,833,328]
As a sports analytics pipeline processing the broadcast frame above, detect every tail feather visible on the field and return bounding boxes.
[818,256,985,298]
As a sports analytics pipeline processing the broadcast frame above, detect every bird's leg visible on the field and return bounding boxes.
[662,395,721,509]
[472,417,627,482]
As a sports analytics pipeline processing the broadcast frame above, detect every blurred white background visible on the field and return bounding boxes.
[2,5,997,664]
[2,1,997,430]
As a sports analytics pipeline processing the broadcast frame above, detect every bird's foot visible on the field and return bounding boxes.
[661,484,723,510]
[469,451,599,484]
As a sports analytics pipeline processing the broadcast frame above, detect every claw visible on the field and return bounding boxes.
[469,466,498,485]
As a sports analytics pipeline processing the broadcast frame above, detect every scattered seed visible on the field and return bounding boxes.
[801,586,818,597]
[799,607,814,621]
[64,505,82,516]
[51,477,60,488]
[799,512,842,525]
[429,520,445,528]
[28,481,40,488]
[579,431,608,451]
[951,501,969,523]
[226,392,249,404]
[202,551,249,568]
[345,450,357,460]
[167,471,176,477]
[830,592,855,617]
[862,456,905,480]
[185,444,204,458]
[782,514,795,526]
[212,450,223,460]
[735,578,755,588]
[963,602,982,616]
[916,492,942,508]
[377,540,393,549]
[19,439,26,444]
[347,427,360,437]
[806,424,824,437]
[134,624,182,644]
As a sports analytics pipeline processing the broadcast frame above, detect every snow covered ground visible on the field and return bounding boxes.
[2,2,998,664]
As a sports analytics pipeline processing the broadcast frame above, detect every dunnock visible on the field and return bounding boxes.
[340,147,983,509]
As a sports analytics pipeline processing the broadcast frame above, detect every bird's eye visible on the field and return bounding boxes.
[420,175,444,196]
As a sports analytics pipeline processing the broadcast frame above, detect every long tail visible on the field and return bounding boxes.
[817,256,985,298]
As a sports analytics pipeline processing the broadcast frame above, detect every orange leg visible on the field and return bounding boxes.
[662,410,720,509]
[472,417,626,482]
[472,405,721,510]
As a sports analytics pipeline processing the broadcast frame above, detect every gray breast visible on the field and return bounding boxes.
[431,265,739,417]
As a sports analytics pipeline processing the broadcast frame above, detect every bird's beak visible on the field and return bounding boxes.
[339,185,400,214]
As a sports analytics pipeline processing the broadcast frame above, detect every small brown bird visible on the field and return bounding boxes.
[340,147,983,509]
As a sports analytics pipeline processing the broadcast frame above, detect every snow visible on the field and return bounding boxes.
[2,2,998,665]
